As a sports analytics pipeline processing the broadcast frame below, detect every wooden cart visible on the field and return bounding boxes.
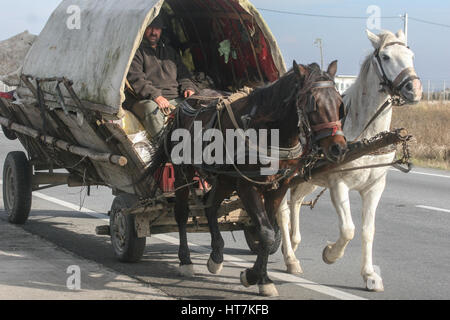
[0,0,289,262]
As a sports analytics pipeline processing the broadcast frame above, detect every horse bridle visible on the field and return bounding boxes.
[348,42,420,142]
[372,41,420,98]
[301,80,345,143]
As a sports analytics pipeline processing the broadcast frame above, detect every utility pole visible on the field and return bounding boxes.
[403,13,408,45]
[427,80,430,102]
[314,38,324,70]
[444,80,446,102]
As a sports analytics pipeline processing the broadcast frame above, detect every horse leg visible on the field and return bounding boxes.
[290,183,317,252]
[323,182,355,264]
[174,167,195,277]
[278,183,318,274]
[359,177,386,292]
[237,182,278,297]
[276,192,302,274]
[205,181,234,274]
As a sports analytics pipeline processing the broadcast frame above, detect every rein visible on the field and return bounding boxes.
[216,107,296,187]
[216,87,304,162]
[353,97,393,142]
[212,78,343,186]
[214,89,299,186]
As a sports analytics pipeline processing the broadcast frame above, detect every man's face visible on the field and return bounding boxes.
[145,26,162,47]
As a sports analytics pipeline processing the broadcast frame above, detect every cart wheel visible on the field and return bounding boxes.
[1,125,17,140]
[2,151,32,224]
[109,193,146,263]
[244,226,281,255]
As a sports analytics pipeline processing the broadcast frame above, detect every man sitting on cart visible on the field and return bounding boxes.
[125,15,197,139]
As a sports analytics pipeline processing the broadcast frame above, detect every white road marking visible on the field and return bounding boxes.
[416,205,450,213]
[390,168,450,179]
[0,179,110,222]
[32,191,110,222]
[0,250,24,258]
[156,234,367,300]
[4,184,368,301]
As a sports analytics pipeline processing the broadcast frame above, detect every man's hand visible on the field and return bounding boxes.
[154,96,172,115]
[184,90,195,98]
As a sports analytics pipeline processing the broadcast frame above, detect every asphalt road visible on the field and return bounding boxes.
[0,133,449,300]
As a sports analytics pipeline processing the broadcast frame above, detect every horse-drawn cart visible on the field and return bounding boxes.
[0,0,410,265]
[0,0,290,262]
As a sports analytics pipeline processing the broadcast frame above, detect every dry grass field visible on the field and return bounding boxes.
[391,101,450,170]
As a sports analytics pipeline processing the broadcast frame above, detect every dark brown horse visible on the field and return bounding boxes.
[144,61,347,296]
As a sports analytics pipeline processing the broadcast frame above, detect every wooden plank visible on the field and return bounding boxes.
[103,122,155,197]
[53,110,148,195]
[1,97,55,164]
[16,86,118,116]
[0,115,127,166]
[90,161,136,194]
[150,222,248,234]
[11,101,103,181]
[150,209,249,227]
[55,111,111,152]
[103,122,146,168]
[289,129,411,187]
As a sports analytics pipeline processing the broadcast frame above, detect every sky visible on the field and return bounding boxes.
[0,0,449,90]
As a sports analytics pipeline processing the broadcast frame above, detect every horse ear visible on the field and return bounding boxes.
[396,29,406,43]
[293,60,308,79]
[327,60,338,78]
[293,60,300,76]
[366,29,380,48]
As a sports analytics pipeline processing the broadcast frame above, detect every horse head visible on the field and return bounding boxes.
[294,61,347,163]
[367,29,422,103]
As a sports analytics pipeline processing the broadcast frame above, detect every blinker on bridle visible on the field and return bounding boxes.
[372,41,420,97]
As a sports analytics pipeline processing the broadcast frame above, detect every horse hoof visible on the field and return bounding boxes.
[240,271,251,287]
[365,276,384,292]
[286,261,303,274]
[322,245,335,265]
[207,257,223,274]
[259,283,279,297]
[178,264,195,277]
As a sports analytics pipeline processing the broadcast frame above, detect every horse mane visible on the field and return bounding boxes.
[344,30,401,104]
[247,63,329,120]
[247,69,297,109]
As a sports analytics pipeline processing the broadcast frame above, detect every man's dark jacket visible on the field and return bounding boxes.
[125,39,196,107]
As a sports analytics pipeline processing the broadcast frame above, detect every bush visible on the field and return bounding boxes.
[391,102,450,170]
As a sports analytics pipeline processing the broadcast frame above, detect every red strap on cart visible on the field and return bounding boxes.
[0,92,13,100]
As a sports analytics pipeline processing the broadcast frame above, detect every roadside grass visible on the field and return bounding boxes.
[391,101,450,170]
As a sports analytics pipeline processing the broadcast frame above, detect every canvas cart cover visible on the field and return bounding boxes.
[20,0,286,114]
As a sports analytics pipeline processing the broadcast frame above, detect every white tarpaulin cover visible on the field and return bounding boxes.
[20,0,286,113]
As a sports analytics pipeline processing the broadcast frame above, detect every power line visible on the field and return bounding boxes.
[409,17,450,29]
[257,7,450,29]
[256,7,399,20]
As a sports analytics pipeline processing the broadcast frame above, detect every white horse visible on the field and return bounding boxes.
[276,29,423,292]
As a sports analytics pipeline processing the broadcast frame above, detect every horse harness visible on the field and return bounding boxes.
[216,88,305,162]
[304,80,345,144]
[372,41,419,97]
[168,76,346,187]
[212,78,345,186]
[213,89,300,186]
[343,41,419,143]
